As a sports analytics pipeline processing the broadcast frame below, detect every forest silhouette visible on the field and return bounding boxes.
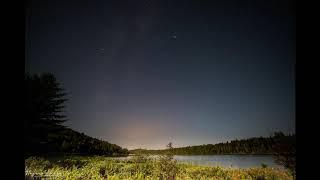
[25,72,295,175]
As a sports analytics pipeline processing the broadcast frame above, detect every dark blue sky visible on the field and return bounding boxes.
[26,0,295,149]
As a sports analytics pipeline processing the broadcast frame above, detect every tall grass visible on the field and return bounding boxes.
[25,155,293,180]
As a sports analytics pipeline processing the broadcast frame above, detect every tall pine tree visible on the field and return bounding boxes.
[25,73,68,155]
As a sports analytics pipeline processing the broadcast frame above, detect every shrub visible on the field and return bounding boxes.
[261,163,268,168]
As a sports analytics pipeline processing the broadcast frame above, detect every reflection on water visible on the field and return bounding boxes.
[115,155,283,169]
[174,155,283,168]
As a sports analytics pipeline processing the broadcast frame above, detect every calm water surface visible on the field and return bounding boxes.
[174,155,282,168]
[116,155,282,169]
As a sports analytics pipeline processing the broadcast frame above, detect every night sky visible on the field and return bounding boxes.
[26,0,295,150]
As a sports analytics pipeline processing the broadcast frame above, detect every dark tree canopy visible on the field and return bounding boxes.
[131,133,295,159]
[25,73,68,154]
[272,133,296,176]
[131,136,277,155]
[25,73,128,157]
[26,73,67,125]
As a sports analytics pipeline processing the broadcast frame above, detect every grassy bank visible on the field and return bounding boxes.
[25,155,293,180]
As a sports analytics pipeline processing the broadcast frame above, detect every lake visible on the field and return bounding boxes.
[117,155,283,169]
[174,155,282,168]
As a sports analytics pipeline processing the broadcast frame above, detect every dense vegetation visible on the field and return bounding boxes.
[130,133,292,155]
[25,155,293,180]
[272,133,296,177]
[46,127,128,156]
[25,73,128,157]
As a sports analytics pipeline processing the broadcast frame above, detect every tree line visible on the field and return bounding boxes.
[130,132,294,155]
[131,133,295,176]
[25,73,128,157]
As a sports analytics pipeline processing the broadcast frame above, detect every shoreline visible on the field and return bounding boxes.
[130,153,274,156]
[25,155,293,179]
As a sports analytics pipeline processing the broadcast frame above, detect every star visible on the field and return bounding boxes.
[96,48,105,54]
